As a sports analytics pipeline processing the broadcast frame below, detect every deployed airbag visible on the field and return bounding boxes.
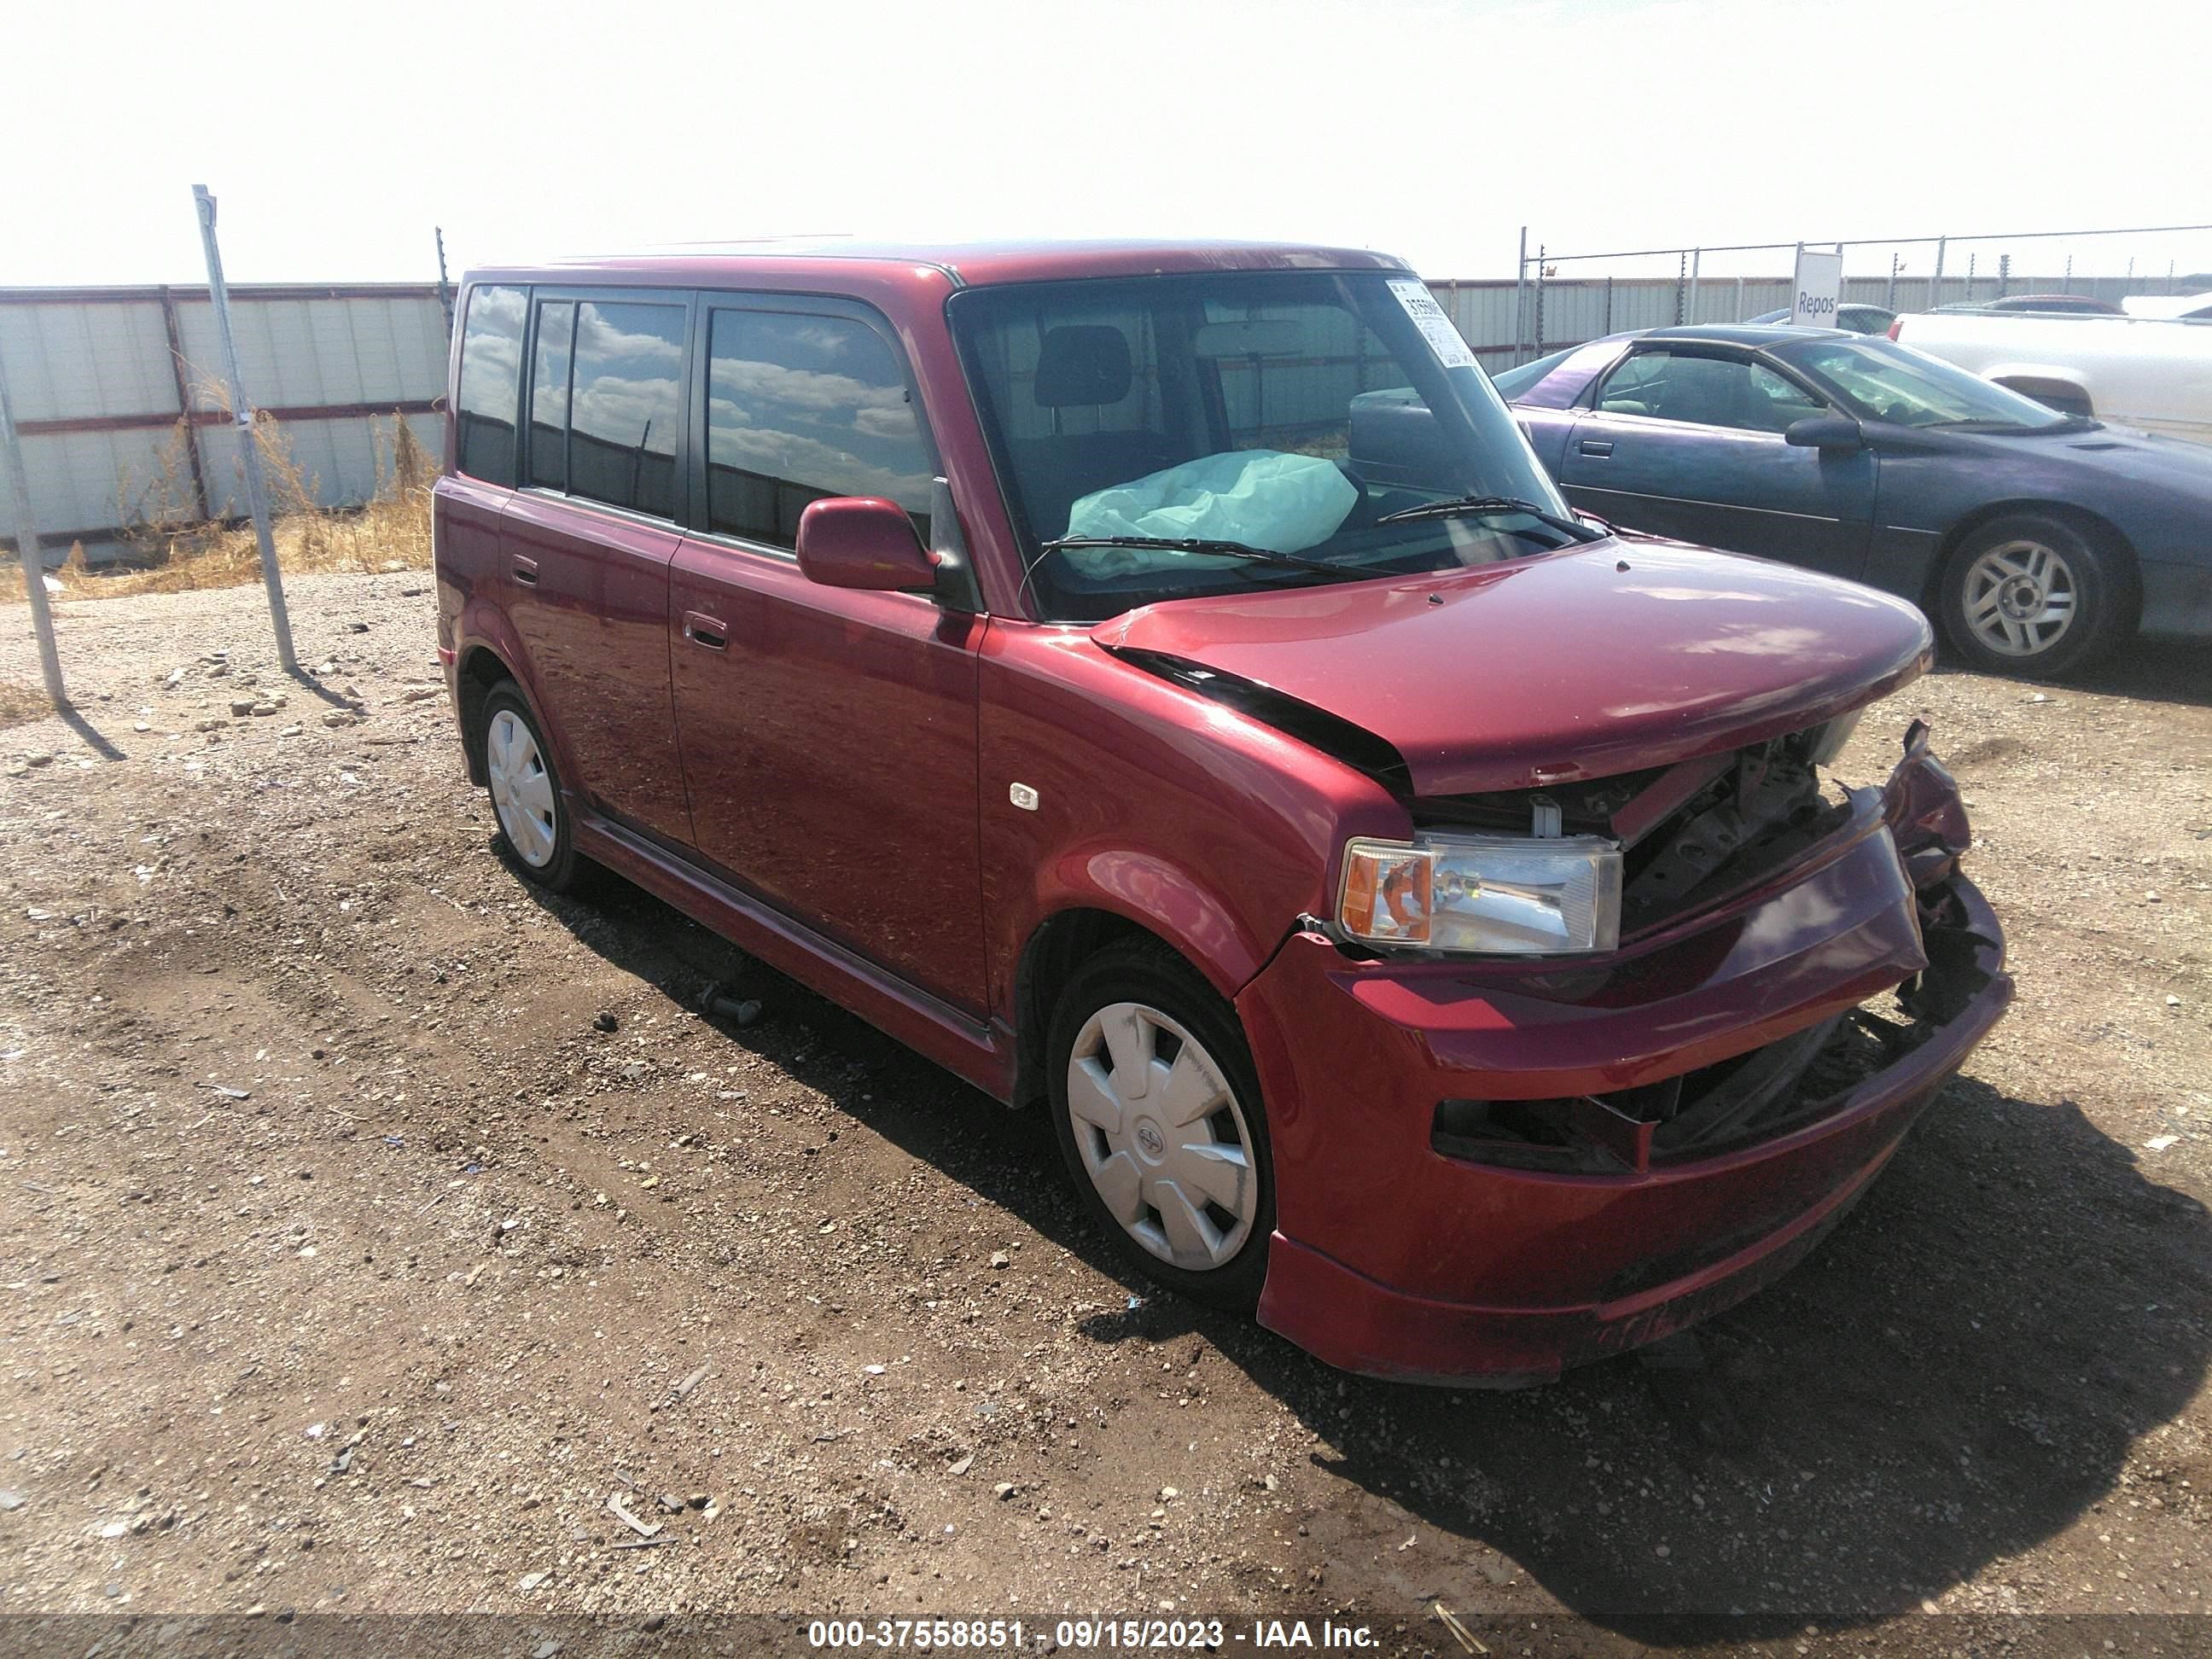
[1066,449,1357,556]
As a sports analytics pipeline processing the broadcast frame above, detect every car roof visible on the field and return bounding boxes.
[1634,324,1854,346]
[463,238,1413,292]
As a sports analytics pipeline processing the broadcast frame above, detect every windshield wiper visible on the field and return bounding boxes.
[1374,494,1600,538]
[1038,534,1374,584]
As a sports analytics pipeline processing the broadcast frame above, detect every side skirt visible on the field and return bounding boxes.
[569,809,1015,1103]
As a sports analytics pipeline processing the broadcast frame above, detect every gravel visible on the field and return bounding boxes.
[0,572,2203,1649]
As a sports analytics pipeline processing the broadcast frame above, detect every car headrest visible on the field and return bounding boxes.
[1033,325,1132,408]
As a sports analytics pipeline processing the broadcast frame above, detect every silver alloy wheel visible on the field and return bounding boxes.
[1065,1000,1257,1272]
[486,708,558,868]
[1962,537,2079,657]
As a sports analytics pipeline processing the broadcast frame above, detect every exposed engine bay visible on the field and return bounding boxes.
[1413,720,1856,935]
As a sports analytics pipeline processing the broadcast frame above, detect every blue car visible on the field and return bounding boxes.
[1490,326,2212,678]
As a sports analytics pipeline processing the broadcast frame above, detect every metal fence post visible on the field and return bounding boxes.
[1533,246,1546,355]
[1511,226,1527,360]
[1605,275,1615,334]
[434,226,454,339]
[192,185,297,676]
[1887,252,1901,311]
[1687,247,1701,323]
[1,366,67,707]
[1930,236,1947,310]
[1674,251,1686,325]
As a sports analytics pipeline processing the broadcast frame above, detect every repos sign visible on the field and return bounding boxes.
[1790,247,1845,328]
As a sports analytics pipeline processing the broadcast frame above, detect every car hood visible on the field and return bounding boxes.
[1091,540,1934,795]
[1985,422,2212,491]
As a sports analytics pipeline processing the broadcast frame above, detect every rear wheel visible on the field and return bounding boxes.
[480,684,583,891]
[1938,514,2129,679]
[1046,941,1275,1310]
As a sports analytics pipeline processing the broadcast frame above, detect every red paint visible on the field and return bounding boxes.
[432,240,2012,1383]
[1094,541,1934,794]
[794,497,939,591]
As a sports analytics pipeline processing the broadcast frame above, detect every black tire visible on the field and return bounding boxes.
[1937,513,2131,680]
[479,684,584,893]
[1046,940,1276,1311]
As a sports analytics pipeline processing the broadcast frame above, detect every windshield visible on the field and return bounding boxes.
[948,271,1576,622]
[1489,346,1577,399]
[1783,337,2073,431]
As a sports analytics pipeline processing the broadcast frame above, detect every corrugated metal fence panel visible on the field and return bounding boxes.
[195,410,440,519]
[166,294,445,412]
[19,428,181,542]
[0,300,176,422]
[1,283,445,559]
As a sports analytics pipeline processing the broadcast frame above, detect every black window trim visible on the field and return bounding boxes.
[515,283,698,532]
[682,288,943,568]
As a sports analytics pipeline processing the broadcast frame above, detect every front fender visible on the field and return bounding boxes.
[1034,845,1277,1000]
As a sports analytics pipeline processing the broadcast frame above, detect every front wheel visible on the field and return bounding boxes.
[1938,514,2130,679]
[1046,941,1275,1310]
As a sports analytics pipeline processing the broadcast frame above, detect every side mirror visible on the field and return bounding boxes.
[795,497,938,591]
[1784,415,1866,451]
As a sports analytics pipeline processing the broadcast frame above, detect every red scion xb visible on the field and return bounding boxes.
[431,241,2011,1384]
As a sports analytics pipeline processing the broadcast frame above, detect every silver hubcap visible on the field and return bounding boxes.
[486,708,557,868]
[1963,538,2078,657]
[1066,1001,1257,1272]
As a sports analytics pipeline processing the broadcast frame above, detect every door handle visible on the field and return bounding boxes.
[1578,439,1614,458]
[510,554,539,585]
[683,610,729,650]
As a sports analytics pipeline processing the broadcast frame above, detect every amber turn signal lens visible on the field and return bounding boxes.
[1339,841,1434,946]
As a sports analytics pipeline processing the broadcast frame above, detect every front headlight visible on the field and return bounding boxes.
[1338,832,1622,956]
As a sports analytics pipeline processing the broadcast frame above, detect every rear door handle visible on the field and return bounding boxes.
[683,610,728,650]
[1579,439,1614,458]
[510,554,539,585]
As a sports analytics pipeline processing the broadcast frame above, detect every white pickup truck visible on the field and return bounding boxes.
[1888,309,2212,445]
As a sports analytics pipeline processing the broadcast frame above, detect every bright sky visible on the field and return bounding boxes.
[8,0,2209,289]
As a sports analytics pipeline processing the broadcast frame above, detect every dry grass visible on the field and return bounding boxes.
[31,412,434,603]
[0,680,49,732]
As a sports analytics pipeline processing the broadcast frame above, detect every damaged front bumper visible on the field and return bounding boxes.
[1237,727,2012,1385]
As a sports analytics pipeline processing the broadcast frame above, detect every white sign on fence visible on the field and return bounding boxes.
[1790,247,1845,328]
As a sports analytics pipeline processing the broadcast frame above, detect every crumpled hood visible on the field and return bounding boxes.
[1091,540,1933,795]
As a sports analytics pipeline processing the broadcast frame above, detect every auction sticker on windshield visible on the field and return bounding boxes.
[1388,278,1478,370]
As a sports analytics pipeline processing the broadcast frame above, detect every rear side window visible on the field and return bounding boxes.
[565,300,685,518]
[703,310,934,549]
[455,285,526,485]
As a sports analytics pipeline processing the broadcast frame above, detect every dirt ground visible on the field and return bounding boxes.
[0,572,2205,1656]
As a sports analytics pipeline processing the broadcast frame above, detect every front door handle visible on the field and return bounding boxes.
[683,610,729,650]
[511,554,539,585]
[1579,439,1614,458]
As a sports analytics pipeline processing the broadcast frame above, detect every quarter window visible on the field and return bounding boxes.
[703,310,934,549]
[454,285,526,485]
[565,301,685,518]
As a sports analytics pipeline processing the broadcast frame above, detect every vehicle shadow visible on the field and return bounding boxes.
[1935,636,2212,709]
[521,864,2210,1639]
